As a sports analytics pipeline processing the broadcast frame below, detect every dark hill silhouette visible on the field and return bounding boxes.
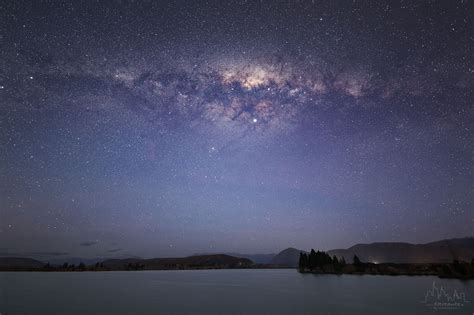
[192,252,276,264]
[2,237,472,271]
[328,237,474,263]
[229,253,276,264]
[102,254,253,270]
[47,255,142,266]
[0,257,44,269]
[227,253,276,264]
[426,237,474,251]
[269,237,474,267]
[271,248,307,267]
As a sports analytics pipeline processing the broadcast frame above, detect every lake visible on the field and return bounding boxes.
[1,269,473,314]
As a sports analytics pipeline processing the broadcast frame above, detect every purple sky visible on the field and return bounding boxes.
[1,1,472,259]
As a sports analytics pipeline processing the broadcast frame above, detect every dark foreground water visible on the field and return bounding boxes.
[1,269,473,314]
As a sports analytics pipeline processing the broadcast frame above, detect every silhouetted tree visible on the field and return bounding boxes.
[333,255,343,272]
[299,250,346,272]
[78,262,86,271]
[453,259,467,275]
[309,249,317,268]
[353,255,361,265]
[62,262,69,269]
[299,252,308,269]
[441,264,452,276]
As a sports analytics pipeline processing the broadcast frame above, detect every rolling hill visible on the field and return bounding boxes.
[328,237,474,264]
[102,254,253,270]
[0,257,45,269]
[270,248,307,267]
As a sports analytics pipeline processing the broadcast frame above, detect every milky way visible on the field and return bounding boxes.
[1,1,472,259]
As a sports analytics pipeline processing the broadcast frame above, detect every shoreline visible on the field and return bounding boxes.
[298,265,474,280]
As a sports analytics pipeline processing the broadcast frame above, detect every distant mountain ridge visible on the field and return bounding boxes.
[231,253,276,264]
[264,237,474,268]
[192,252,276,264]
[46,255,142,266]
[328,237,474,264]
[0,257,44,269]
[270,248,307,267]
[102,254,253,270]
[2,237,472,270]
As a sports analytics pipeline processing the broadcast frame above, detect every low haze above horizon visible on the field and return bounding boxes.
[1,0,472,260]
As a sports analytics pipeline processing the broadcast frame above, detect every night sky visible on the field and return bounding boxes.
[1,1,472,260]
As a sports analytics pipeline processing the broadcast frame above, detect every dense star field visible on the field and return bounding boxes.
[1,1,472,259]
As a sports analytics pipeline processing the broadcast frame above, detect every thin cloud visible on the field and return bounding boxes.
[107,248,122,253]
[80,241,99,247]
[0,251,69,257]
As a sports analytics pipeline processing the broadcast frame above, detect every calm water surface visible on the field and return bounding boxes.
[1,269,473,314]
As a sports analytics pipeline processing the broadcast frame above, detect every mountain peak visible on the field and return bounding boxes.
[270,248,307,267]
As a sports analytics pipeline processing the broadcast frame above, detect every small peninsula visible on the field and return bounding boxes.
[298,250,474,279]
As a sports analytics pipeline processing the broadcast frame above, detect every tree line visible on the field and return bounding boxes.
[299,249,474,279]
[298,249,359,272]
